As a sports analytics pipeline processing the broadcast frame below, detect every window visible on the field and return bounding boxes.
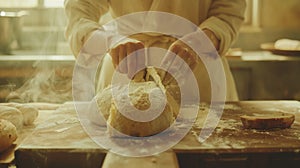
[0,0,64,8]
[242,0,261,32]
[0,0,68,55]
[0,0,37,8]
[44,0,64,8]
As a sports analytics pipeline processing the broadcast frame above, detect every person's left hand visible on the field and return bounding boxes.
[161,39,198,85]
[161,29,220,85]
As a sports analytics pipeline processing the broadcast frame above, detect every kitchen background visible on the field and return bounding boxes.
[0,0,299,102]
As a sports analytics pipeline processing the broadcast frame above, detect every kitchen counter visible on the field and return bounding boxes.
[228,51,300,62]
[0,55,75,62]
[0,101,299,168]
[227,51,300,100]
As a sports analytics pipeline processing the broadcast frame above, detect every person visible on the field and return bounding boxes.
[64,0,246,102]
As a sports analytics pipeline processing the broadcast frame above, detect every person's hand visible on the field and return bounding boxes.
[161,29,220,85]
[109,41,145,79]
[165,39,198,70]
[161,38,198,85]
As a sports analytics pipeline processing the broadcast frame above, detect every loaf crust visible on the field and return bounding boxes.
[0,119,18,153]
[240,113,295,129]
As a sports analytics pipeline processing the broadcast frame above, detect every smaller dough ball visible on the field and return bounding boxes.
[0,119,18,153]
[18,105,39,125]
[0,106,23,130]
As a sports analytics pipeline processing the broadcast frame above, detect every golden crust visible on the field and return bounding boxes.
[0,119,18,153]
[240,113,295,130]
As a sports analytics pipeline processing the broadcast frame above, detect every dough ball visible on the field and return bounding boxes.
[108,81,175,137]
[0,119,18,153]
[0,106,23,130]
[18,105,39,125]
[95,67,180,137]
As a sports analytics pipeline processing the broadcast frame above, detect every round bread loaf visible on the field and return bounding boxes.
[240,112,295,129]
[0,119,18,153]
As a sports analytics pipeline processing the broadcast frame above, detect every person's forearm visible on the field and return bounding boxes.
[199,0,246,55]
[64,0,108,56]
[203,29,220,51]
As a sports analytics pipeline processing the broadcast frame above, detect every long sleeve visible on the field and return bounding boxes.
[64,0,109,57]
[199,0,246,56]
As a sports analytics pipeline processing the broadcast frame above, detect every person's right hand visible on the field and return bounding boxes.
[109,41,145,79]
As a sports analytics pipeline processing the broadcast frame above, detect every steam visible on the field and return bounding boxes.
[6,8,73,103]
[7,62,72,103]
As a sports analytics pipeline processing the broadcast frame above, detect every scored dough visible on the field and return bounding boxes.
[96,67,180,137]
[108,81,175,137]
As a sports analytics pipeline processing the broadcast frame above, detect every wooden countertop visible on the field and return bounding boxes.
[1,101,300,167]
[175,101,300,153]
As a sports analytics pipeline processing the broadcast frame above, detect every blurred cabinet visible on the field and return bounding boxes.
[0,53,300,102]
[229,54,300,100]
[230,67,252,100]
